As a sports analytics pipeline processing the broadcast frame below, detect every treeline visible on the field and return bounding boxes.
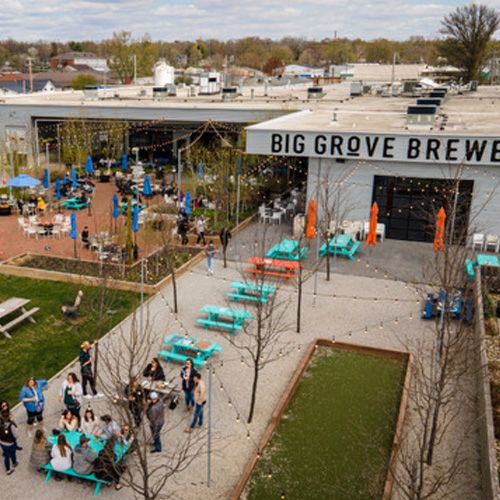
[2,31,500,78]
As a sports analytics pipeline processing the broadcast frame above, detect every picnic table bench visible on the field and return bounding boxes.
[40,431,129,496]
[226,281,276,304]
[0,297,39,339]
[466,254,500,280]
[422,290,463,320]
[319,235,360,260]
[119,200,147,214]
[197,305,252,334]
[62,198,90,211]
[158,334,223,366]
[245,257,300,285]
[266,239,308,261]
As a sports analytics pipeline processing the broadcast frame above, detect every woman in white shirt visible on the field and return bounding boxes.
[80,408,100,436]
[58,372,83,422]
[50,434,72,473]
[58,409,79,432]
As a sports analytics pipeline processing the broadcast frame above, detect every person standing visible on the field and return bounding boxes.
[185,373,206,433]
[19,377,47,437]
[177,217,189,246]
[0,401,21,451]
[147,392,164,454]
[79,341,102,399]
[195,215,206,246]
[125,377,145,427]
[219,226,232,268]
[180,359,198,413]
[58,372,83,421]
[205,240,216,276]
[0,416,18,475]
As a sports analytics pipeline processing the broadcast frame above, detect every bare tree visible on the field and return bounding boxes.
[97,311,204,500]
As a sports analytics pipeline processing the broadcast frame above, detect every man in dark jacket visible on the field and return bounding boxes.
[73,435,96,475]
[147,392,164,453]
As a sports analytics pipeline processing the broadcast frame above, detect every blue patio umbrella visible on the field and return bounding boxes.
[55,178,61,200]
[112,194,120,218]
[69,212,77,239]
[198,160,204,178]
[43,169,50,189]
[85,155,94,174]
[185,190,192,215]
[142,174,152,197]
[71,168,78,188]
[6,174,41,187]
[132,204,139,233]
[122,154,128,170]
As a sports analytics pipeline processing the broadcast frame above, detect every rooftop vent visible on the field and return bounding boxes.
[221,87,238,100]
[307,86,325,99]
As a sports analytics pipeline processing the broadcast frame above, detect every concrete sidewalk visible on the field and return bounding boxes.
[4,221,483,500]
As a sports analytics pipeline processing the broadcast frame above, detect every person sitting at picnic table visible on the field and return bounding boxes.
[78,191,88,204]
[58,409,79,432]
[37,197,46,215]
[98,415,120,440]
[194,194,204,208]
[80,407,100,436]
[50,434,73,480]
[29,429,51,470]
[118,425,134,449]
[143,358,165,382]
[20,377,48,437]
[125,377,145,427]
[16,198,24,213]
[81,226,90,249]
[73,434,96,476]
[94,437,124,490]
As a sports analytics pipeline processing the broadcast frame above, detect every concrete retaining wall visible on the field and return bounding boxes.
[475,267,500,500]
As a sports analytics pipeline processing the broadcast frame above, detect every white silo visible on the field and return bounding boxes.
[154,61,175,86]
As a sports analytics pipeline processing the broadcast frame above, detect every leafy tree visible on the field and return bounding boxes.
[263,56,284,76]
[107,31,134,83]
[68,41,83,52]
[364,38,394,63]
[70,73,97,90]
[440,3,500,82]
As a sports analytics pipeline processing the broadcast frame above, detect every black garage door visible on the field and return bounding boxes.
[372,175,474,243]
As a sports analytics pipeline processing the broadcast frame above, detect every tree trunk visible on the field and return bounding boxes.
[223,245,227,268]
[171,264,178,314]
[325,236,331,281]
[247,361,259,424]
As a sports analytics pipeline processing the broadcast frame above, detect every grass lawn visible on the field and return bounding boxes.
[245,348,407,500]
[0,275,140,407]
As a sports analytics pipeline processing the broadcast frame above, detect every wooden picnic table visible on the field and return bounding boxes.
[319,234,361,260]
[197,305,253,334]
[227,281,276,304]
[42,430,129,496]
[0,297,39,339]
[158,334,223,367]
[266,239,308,261]
[245,257,300,285]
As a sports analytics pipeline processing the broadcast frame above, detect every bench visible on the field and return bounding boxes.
[244,268,296,285]
[422,293,436,319]
[347,241,361,259]
[0,307,39,338]
[157,350,205,368]
[226,292,266,303]
[196,318,243,334]
[40,463,108,497]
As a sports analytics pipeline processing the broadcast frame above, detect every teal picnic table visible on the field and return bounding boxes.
[119,199,147,214]
[41,431,129,496]
[62,197,90,210]
[227,281,276,304]
[266,239,308,261]
[158,334,222,367]
[466,254,500,280]
[197,304,253,334]
[319,234,360,260]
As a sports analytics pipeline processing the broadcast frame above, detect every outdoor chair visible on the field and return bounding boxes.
[485,234,499,253]
[25,224,38,239]
[62,290,83,320]
[471,233,484,251]
[259,205,271,224]
[52,214,63,225]
[17,217,26,232]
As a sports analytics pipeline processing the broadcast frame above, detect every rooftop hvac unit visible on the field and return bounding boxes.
[153,85,176,99]
[407,105,437,126]
[307,86,325,99]
[83,85,98,100]
[350,82,363,97]
[221,87,238,100]
[416,98,442,112]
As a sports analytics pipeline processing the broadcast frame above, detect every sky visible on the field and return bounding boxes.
[1,0,500,42]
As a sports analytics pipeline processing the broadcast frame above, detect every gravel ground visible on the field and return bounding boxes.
[3,221,483,500]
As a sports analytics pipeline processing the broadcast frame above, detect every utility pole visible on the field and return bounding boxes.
[45,143,52,212]
[133,54,137,85]
[235,158,241,261]
[28,57,33,93]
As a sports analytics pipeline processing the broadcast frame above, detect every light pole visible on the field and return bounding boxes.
[45,143,52,212]
[7,141,14,199]
[177,147,182,204]
[140,257,144,343]
[207,361,212,487]
[235,157,241,261]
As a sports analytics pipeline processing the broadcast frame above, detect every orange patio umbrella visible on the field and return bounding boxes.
[366,202,378,246]
[434,207,446,252]
[306,199,317,239]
